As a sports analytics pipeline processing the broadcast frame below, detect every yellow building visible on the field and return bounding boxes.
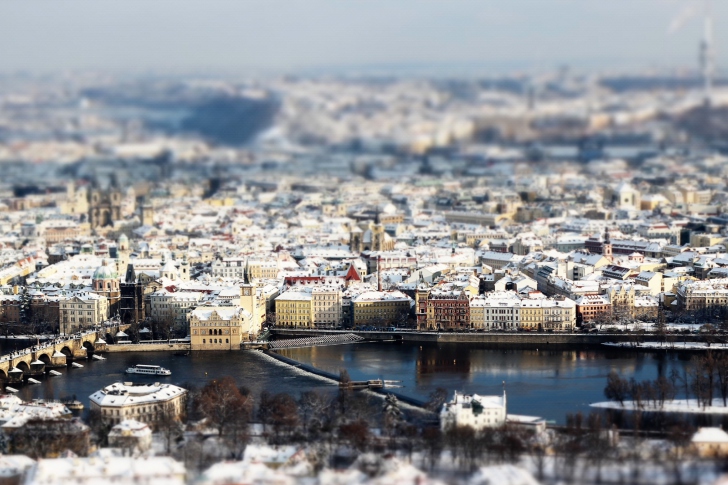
[275,290,313,327]
[247,259,279,281]
[188,306,252,350]
[352,290,411,327]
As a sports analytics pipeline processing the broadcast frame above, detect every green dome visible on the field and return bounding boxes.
[93,260,118,280]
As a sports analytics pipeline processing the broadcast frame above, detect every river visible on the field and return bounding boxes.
[0,340,695,423]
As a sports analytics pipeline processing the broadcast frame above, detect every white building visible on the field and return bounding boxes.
[89,382,187,426]
[440,391,507,431]
[108,419,153,453]
[148,289,203,326]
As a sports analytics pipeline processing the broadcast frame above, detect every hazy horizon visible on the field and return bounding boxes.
[1,0,726,76]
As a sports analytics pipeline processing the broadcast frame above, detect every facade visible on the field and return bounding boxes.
[59,292,109,334]
[311,286,343,325]
[246,259,278,281]
[89,382,187,426]
[188,306,253,350]
[575,294,612,325]
[676,278,728,310]
[416,288,470,331]
[352,290,411,327]
[88,186,122,230]
[275,290,313,327]
[440,391,507,431]
[149,290,203,327]
[469,291,522,331]
[211,257,246,279]
[349,221,395,253]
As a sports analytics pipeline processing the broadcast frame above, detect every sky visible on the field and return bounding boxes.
[0,0,725,75]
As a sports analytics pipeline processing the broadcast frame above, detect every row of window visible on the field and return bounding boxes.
[202,338,229,344]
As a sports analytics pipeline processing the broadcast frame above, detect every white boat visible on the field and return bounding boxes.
[92,354,106,361]
[71,362,83,368]
[27,378,40,384]
[49,370,62,376]
[125,364,171,376]
[5,387,18,393]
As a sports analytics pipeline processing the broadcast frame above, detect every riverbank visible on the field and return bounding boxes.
[106,343,190,353]
[271,328,716,349]
[591,399,728,415]
[603,341,728,351]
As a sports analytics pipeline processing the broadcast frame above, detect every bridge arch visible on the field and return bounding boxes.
[37,354,51,365]
[83,341,95,354]
[60,347,73,362]
[16,361,29,374]
[0,369,7,380]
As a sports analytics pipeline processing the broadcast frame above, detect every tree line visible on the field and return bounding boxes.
[605,351,728,410]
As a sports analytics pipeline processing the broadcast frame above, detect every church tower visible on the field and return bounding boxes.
[602,227,613,260]
[141,203,154,227]
[179,256,190,282]
[93,259,121,314]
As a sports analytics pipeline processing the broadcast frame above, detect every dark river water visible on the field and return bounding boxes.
[0,340,696,423]
[279,342,696,422]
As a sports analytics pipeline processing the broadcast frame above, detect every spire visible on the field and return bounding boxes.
[125,263,136,284]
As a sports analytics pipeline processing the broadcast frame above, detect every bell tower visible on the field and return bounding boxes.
[602,227,613,260]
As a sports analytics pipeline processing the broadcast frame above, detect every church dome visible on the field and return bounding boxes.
[118,233,129,244]
[93,259,118,280]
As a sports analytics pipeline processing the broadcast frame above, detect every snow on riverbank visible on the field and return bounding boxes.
[602,341,728,350]
[591,398,728,414]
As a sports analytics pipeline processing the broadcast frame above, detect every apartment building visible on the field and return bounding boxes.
[59,292,109,334]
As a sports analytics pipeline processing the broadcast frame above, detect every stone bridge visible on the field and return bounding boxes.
[0,330,111,384]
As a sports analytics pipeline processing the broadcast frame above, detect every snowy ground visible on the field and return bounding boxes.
[591,398,728,414]
[602,341,728,350]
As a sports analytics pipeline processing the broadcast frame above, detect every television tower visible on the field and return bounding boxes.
[700,0,714,107]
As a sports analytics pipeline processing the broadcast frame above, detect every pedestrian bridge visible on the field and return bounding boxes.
[0,330,109,383]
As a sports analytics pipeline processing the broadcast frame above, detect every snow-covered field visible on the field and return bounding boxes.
[591,398,728,414]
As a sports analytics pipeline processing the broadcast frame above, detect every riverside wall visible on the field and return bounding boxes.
[271,329,711,349]
[106,343,191,353]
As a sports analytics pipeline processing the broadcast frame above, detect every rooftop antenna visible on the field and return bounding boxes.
[700,0,714,107]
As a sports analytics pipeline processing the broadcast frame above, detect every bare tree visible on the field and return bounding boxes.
[268,392,299,442]
[195,377,252,438]
[339,420,370,452]
[604,370,630,406]
[425,387,448,413]
[716,352,728,406]
[421,427,443,471]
